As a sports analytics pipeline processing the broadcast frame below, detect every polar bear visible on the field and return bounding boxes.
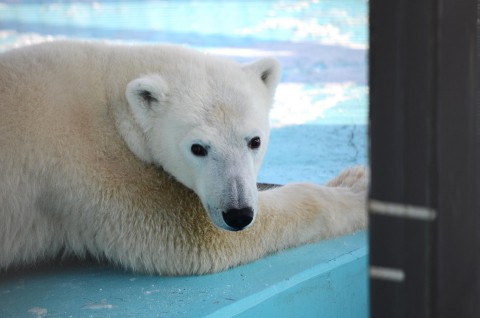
[0,41,366,275]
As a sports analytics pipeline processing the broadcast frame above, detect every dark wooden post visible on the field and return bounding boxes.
[369,0,480,317]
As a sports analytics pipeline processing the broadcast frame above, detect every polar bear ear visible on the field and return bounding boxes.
[125,75,169,124]
[243,58,282,96]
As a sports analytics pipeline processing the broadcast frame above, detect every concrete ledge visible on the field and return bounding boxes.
[0,232,367,318]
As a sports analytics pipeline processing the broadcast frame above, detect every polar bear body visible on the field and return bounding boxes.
[0,41,366,275]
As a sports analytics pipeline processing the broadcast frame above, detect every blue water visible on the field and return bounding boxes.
[0,0,368,184]
[0,1,367,46]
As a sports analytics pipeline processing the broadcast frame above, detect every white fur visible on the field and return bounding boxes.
[0,41,367,275]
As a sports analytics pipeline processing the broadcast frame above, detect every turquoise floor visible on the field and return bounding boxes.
[0,233,367,318]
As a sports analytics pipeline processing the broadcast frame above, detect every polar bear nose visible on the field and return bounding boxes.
[222,208,254,231]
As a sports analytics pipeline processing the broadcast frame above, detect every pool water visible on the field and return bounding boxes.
[0,0,368,184]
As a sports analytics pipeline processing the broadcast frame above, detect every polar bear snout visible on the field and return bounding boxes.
[222,207,254,231]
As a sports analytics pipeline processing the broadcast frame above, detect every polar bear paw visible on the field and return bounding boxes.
[326,165,368,193]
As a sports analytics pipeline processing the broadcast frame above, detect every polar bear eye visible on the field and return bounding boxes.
[248,137,261,150]
[191,144,208,157]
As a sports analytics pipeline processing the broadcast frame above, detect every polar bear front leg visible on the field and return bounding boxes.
[255,177,367,251]
[95,167,367,275]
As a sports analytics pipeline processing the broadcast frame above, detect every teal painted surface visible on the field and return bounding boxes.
[0,232,367,318]
[232,256,367,318]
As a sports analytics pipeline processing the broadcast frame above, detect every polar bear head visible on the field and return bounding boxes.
[122,54,281,231]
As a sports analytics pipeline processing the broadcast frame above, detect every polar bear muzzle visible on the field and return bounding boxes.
[222,207,254,231]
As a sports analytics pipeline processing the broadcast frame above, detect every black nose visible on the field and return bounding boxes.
[222,208,254,231]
